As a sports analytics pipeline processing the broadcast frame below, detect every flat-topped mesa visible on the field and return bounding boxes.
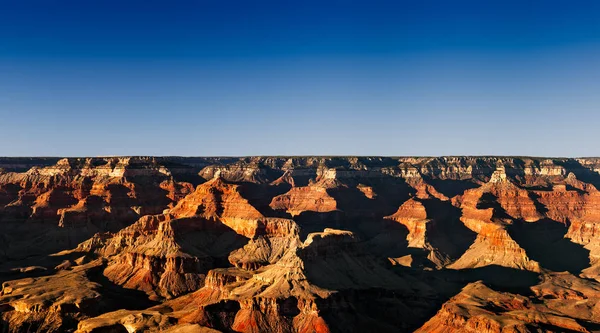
[269,184,338,216]
[302,228,358,254]
[396,163,423,179]
[3,155,600,183]
[543,173,600,254]
[81,156,199,179]
[564,184,600,239]
[486,159,570,185]
[575,157,600,175]
[385,199,429,248]
[27,158,71,177]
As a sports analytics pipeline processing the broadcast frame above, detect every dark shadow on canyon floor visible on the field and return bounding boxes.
[424,177,480,198]
[421,198,477,260]
[508,218,590,274]
[86,264,159,312]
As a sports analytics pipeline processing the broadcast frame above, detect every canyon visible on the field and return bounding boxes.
[2,156,600,332]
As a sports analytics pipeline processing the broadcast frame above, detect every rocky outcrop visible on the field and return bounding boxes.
[418,271,600,333]
[416,281,589,333]
[6,156,600,332]
[0,157,199,262]
[228,218,301,270]
[448,166,542,271]
[75,308,221,333]
[75,176,290,299]
[88,214,247,300]
[1,261,101,332]
[385,198,477,267]
[270,186,338,216]
[168,176,265,237]
[0,258,153,333]
[386,198,429,248]
[146,227,436,332]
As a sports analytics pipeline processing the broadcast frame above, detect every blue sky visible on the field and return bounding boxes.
[1,0,599,156]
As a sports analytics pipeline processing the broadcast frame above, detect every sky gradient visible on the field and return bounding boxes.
[1,0,600,157]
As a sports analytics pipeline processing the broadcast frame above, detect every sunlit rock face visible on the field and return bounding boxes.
[4,156,600,332]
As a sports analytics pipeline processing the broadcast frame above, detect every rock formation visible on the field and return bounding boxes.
[3,156,600,332]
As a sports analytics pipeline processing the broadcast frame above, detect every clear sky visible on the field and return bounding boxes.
[1,0,600,157]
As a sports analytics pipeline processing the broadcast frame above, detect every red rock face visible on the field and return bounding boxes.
[0,157,198,261]
[169,176,266,237]
[6,156,600,332]
[444,166,543,272]
[386,198,430,248]
[270,186,338,216]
